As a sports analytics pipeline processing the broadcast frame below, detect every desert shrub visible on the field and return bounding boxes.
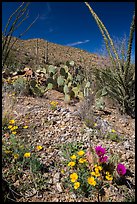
[12,77,30,96]
[78,92,96,128]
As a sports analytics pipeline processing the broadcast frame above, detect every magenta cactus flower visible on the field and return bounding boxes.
[99,155,108,163]
[95,146,106,157]
[117,163,126,176]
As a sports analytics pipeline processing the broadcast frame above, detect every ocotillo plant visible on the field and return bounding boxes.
[84,2,135,118]
[2,2,38,70]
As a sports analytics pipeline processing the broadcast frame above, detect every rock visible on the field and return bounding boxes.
[125,152,133,160]
[124,141,130,150]
[56,182,63,193]
[53,172,60,183]
[13,180,20,187]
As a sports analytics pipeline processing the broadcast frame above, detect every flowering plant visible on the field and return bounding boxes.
[50,101,58,110]
[61,143,127,200]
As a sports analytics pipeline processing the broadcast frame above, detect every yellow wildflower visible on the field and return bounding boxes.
[10,126,18,131]
[5,150,12,154]
[13,153,19,159]
[23,126,28,129]
[97,166,102,171]
[94,123,97,127]
[61,169,65,174]
[105,171,113,181]
[9,120,15,124]
[94,165,102,172]
[36,145,43,151]
[74,182,80,189]
[12,131,17,134]
[24,152,31,158]
[91,172,96,176]
[68,161,75,167]
[50,101,58,106]
[106,171,110,175]
[70,173,78,182]
[77,150,85,156]
[70,155,76,160]
[111,129,116,133]
[8,125,12,129]
[106,175,113,181]
[91,171,100,177]
[79,158,86,163]
[87,177,96,186]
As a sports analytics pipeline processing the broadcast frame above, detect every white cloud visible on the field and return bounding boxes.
[66,40,90,46]
[39,2,51,21]
[39,15,49,20]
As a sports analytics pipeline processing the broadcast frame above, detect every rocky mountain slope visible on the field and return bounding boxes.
[9,37,110,71]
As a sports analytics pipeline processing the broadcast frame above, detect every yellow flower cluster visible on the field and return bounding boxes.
[13,153,19,159]
[8,120,18,134]
[91,164,102,177]
[105,171,113,181]
[23,126,28,129]
[87,176,96,186]
[70,173,78,182]
[8,125,12,129]
[77,150,85,156]
[5,150,12,154]
[50,101,58,110]
[50,101,58,106]
[9,120,15,124]
[36,145,43,151]
[79,158,86,164]
[24,152,31,158]
[70,154,76,160]
[74,182,80,189]
[11,126,18,131]
[68,161,75,167]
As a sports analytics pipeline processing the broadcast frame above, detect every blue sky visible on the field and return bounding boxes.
[2,2,135,61]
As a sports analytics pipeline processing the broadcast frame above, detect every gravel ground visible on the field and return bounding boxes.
[3,91,135,202]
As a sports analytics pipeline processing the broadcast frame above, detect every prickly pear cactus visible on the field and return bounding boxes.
[48,65,57,77]
[64,94,70,103]
[57,76,65,86]
[29,79,45,97]
[60,67,68,78]
[63,84,69,94]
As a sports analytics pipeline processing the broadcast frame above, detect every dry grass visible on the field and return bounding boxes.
[2,92,18,127]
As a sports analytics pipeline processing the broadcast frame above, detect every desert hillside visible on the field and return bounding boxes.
[8,37,110,71]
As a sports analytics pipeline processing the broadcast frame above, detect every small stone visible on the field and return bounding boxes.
[47,178,53,184]
[43,173,49,178]
[126,152,133,160]
[53,172,60,183]
[121,154,126,162]
[13,180,20,187]
[124,141,130,150]
[56,182,63,193]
